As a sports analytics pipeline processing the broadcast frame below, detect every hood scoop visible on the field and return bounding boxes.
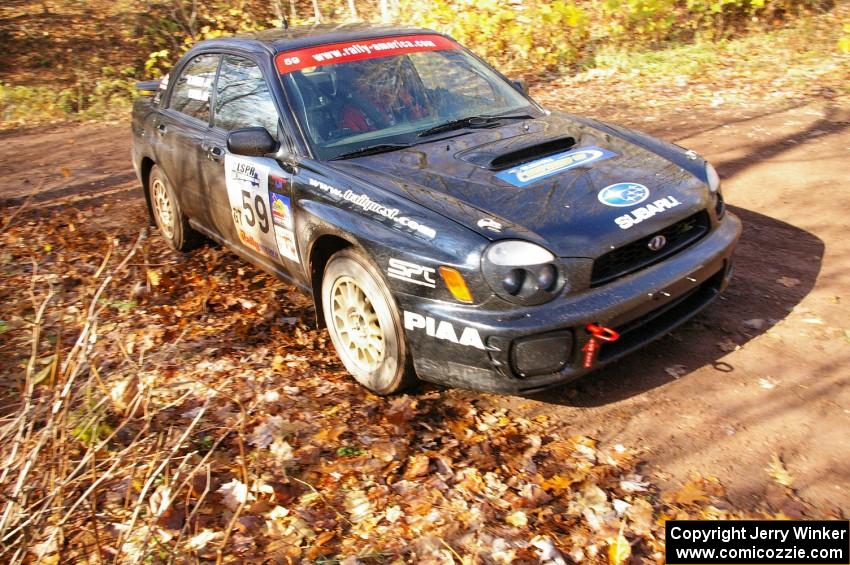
[459,135,576,170]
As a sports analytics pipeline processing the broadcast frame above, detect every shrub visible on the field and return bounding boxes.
[401,0,589,77]
[399,0,834,75]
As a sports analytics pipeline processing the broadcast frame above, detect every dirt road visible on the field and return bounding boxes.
[1,98,848,515]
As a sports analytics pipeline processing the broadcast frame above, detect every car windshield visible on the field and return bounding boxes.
[276,34,537,160]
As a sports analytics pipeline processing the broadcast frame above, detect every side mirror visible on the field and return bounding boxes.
[511,79,528,95]
[227,127,279,157]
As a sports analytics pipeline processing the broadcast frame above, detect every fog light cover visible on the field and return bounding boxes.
[512,331,573,377]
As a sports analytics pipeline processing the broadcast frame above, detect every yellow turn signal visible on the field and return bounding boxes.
[439,266,473,303]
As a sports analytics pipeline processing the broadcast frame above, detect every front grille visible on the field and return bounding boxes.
[597,268,724,363]
[590,210,711,287]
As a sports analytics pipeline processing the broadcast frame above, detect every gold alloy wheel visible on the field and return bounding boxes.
[330,276,385,372]
[151,178,174,239]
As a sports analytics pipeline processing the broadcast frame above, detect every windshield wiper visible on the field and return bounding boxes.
[417,113,534,138]
[329,143,411,160]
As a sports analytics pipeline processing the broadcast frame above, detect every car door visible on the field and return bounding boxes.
[155,52,220,223]
[201,53,302,275]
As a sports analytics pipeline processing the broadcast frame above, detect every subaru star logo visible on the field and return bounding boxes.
[598,182,650,207]
[648,235,667,251]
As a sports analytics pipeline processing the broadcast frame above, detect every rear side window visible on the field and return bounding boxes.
[214,55,278,136]
[169,54,220,122]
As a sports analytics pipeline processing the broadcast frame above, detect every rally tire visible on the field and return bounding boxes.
[322,249,415,395]
[149,165,203,252]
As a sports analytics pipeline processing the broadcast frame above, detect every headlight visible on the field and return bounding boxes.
[705,162,721,193]
[482,241,566,305]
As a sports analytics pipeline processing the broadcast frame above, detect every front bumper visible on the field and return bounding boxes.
[397,212,742,394]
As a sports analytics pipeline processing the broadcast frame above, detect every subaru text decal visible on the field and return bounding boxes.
[615,196,682,229]
[495,146,616,188]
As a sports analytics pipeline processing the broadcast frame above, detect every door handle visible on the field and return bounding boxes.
[155,123,167,134]
[208,146,224,161]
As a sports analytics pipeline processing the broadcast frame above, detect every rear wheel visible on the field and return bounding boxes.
[321,249,414,395]
[149,165,202,251]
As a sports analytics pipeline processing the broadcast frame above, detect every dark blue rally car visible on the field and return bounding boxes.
[131,24,741,395]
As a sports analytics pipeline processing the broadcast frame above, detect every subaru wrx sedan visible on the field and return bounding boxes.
[132,24,741,395]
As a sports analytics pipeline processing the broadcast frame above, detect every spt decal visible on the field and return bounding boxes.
[387,258,436,288]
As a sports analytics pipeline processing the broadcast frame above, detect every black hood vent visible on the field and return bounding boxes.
[458,135,577,170]
[489,136,576,170]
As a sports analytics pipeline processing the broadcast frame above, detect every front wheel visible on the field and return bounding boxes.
[321,249,415,395]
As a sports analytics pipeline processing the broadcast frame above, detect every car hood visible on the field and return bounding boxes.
[327,112,711,258]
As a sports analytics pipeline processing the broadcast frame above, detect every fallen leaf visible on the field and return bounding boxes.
[613,499,631,515]
[777,276,800,288]
[218,479,254,510]
[543,474,575,492]
[344,489,372,523]
[608,535,631,565]
[767,454,794,487]
[186,529,219,551]
[149,484,172,517]
[717,338,739,352]
[404,453,430,479]
[384,505,403,524]
[147,269,160,287]
[579,483,609,513]
[619,477,649,493]
[665,365,688,379]
[673,478,710,505]
[506,510,528,527]
[269,438,294,462]
[250,415,286,448]
[531,536,566,563]
[313,425,346,443]
[758,377,778,390]
[625,498,654,535]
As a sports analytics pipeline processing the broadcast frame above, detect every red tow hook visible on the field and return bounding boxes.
[582,323,620,368]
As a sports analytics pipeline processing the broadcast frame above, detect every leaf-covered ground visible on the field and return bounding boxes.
[1,177,836,563]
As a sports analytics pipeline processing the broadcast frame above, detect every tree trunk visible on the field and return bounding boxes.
[311,0,323,23]
[348,0,358,20]
[271,0,283,25]
[379,0,389,23]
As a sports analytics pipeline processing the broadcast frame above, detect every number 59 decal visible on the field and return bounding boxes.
[242,190,270,233]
